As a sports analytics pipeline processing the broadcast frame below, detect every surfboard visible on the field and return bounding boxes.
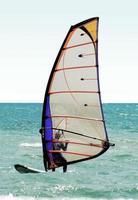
[14,164,45,174]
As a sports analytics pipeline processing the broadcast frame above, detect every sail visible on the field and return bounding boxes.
[40,17,110,171]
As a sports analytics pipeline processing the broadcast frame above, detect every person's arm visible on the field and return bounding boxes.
[61,141,68,151]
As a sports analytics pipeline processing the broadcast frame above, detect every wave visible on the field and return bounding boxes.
[20,143,41,148]
[0,195,135,200]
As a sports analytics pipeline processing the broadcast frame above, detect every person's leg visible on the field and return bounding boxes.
[63,164,67,173]
[52,168,55,172]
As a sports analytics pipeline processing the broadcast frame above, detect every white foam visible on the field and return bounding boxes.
[0,194,36,200]
[20,143,41,148]
[0,195,135,200]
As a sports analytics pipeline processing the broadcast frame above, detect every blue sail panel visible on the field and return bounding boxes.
[44,96,53,168]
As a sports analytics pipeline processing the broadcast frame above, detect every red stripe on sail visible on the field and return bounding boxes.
[55,65,97,71]
[48,150,93,157]
[49,91,99,95]
[63,41,93,50]
[48,115,103,122]
[52,140,102,148]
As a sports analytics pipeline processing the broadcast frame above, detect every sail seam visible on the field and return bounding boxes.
[49,91,99,95]
[48,150,93,157]
[55,65,97,71]
[46,115,103,122]
[52,140,102,148]
[63,41,94,50]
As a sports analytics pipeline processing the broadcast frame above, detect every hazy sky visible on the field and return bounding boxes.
[0,0,138,103]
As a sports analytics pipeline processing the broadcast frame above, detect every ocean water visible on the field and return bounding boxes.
[0,103,138,200]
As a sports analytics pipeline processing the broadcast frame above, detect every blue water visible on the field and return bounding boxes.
[0,103,138,200]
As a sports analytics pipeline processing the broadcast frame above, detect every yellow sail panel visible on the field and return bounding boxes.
[84,19,98,45]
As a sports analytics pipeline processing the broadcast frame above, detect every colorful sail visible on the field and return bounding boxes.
[40,17,111,171]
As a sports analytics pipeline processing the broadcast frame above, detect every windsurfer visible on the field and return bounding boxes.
[50,130,68,172]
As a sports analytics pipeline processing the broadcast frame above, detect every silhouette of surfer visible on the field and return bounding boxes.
[50,130,68,172]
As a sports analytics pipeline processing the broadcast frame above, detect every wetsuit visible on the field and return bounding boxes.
[53,141,68,172]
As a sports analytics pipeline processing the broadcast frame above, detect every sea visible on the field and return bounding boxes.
[0,103,138,200]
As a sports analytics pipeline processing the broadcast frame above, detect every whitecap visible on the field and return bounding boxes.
[0,195,136,200]
[0,194,134,200]
[20,143,41,148]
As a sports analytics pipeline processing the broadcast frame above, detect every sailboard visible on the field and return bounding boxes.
[39,17,114,172]
[14,164,45,174]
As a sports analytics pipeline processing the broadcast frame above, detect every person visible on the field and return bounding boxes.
[52,130,68,172]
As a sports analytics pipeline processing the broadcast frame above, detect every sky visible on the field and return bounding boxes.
[0,0,138,103]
